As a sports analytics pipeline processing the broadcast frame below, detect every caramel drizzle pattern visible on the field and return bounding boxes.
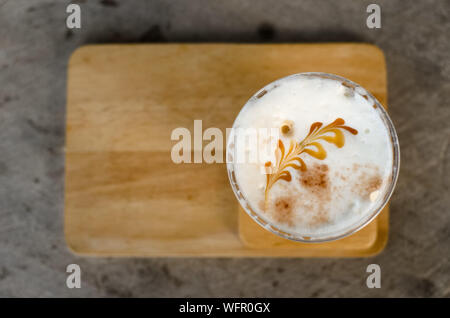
[264,118,358,204]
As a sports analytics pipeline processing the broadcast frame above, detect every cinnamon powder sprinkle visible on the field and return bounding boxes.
[273,196,295,226]
[298,163,331,227]
[351,164,383,199]
[365,175,382,195]
[300,164,329,189]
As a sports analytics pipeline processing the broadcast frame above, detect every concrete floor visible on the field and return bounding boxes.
[0,0,449,297]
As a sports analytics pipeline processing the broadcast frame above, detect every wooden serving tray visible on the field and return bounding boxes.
[65,43,388,257]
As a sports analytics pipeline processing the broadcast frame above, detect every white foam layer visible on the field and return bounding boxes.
[230,74,394,239]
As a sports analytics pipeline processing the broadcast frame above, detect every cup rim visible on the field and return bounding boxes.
[226,72,400,243]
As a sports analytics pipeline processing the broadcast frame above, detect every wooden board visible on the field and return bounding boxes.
[65,43,388,257]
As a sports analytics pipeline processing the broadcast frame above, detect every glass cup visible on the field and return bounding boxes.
[226,72,400,243]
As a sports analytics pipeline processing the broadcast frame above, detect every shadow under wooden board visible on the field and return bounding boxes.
[65,43,388,257]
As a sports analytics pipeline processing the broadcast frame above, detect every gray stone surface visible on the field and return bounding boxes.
[0,0,449,297]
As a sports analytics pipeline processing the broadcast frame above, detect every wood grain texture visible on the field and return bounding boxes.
[65,43,388,257]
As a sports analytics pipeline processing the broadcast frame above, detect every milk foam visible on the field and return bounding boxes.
[229,74,395,239]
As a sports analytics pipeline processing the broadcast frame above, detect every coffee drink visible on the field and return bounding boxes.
[227,73,399,242]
